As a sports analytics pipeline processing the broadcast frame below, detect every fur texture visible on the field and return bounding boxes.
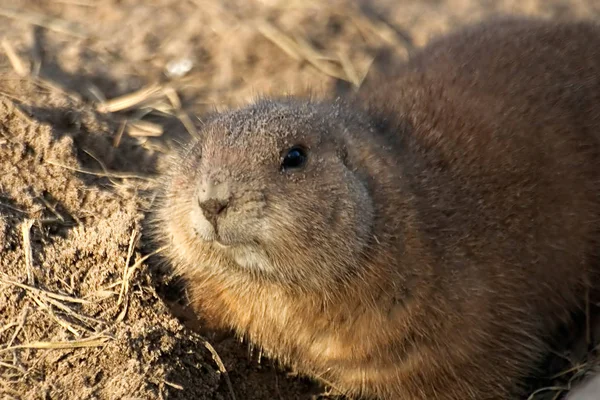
[153,17,600,399]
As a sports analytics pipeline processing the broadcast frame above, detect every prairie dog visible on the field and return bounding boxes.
[154,18,600,399]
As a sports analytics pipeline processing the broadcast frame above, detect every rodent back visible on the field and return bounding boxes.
[354,17,600,314]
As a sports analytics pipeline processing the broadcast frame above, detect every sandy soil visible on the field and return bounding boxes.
[0,1,599,399]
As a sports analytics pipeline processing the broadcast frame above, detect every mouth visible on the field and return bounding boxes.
[212,240,231,249]
[190,214,261,252]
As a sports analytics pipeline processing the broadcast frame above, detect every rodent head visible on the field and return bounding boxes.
[157,98,378,292]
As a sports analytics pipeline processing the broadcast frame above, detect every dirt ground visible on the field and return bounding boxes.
[0,1,599,399]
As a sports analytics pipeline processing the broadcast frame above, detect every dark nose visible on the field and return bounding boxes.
[198,197,230,228]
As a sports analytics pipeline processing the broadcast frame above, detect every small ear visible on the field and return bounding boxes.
[333,79,354,98]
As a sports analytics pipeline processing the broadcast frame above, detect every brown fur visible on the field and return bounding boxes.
[153,17,600,399]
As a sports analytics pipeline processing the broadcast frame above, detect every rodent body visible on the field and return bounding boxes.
[154,18,600,399]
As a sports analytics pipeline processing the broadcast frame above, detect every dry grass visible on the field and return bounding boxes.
[0,222,166,384]
[0,6,88,38]
[0,1,598,399]
[0,227,108,379]
[203,340,237,400]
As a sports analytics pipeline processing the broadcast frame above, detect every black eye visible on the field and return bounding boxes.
[281,146,308,171]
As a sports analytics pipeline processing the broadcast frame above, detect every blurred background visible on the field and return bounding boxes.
[1,0,599,118]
